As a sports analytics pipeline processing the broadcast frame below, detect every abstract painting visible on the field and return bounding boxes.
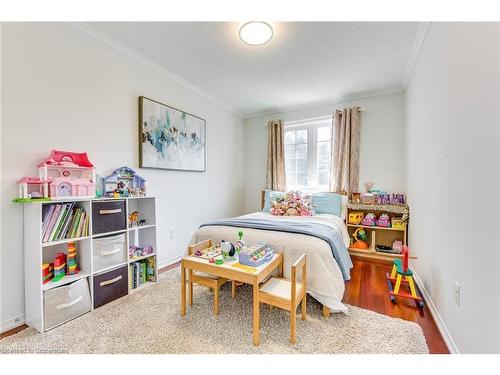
[139,96,206,171]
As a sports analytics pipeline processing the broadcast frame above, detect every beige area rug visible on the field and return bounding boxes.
[0,269,428,354]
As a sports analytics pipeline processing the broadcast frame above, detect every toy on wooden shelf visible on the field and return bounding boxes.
[351,192,361,204]
[42,263,54,284]
[361,213,377,226]
[102,166,146,198]
[376,214,391,227]
[391,217,406,230]
[386,246,424,308]
[392,240,403,253]
[390,193,406,205]
[66,241,79,275]
[348,211,364,225]
[350,228,369,250]
[52,252,67,282]
[15,150,95,202]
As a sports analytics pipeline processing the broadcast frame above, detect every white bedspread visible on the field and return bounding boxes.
[191,212,352,313]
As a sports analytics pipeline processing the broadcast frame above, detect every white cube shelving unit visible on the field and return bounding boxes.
[23,196,158,333]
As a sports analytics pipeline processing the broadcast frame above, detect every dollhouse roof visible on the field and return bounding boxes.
[105,166,145,183]
[38,150,94,168]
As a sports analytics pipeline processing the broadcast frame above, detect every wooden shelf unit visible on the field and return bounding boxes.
[346,203,409,261]
[23,196,158,333]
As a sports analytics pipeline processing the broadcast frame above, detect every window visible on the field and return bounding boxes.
[284,117,332,192]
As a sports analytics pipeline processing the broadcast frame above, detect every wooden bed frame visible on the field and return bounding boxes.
[260,190,347,317]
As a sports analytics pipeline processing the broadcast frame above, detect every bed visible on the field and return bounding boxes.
[190,191,353,313]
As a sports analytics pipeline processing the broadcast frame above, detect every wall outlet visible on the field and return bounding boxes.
[454,281,461,306]
[14,317,22,324]
[169,228,175,240]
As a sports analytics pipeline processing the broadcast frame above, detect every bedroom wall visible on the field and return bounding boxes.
[405,22,500,353]
[243,91,406,212]
[0,23,245,331]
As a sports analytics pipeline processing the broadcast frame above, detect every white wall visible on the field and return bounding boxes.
[243,92,406,212]
[405,23,500,353]
[0,23,245,329]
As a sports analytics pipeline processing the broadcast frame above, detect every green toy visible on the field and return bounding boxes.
[238,230,244,240]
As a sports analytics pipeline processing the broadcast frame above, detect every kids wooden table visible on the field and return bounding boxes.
[180,253,283,346]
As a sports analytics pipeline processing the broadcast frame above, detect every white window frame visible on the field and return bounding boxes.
[284,116,333,192]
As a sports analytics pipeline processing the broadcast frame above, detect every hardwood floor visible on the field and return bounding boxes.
[345,256,449,354]
[2,257,449,353]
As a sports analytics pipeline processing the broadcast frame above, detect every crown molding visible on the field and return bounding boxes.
[403,22,431,88]
[243,85,405,120]
[69,22,244,119]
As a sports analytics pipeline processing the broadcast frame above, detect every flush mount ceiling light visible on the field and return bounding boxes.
[239,21,273,46]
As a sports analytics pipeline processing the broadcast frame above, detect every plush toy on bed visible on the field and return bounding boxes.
[270,191,313,216]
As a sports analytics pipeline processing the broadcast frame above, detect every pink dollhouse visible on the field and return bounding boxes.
[17,150,95,200]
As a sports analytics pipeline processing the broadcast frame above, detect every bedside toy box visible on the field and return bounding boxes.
[348,212,364,225]
[361,213,377,226]
[391,217,406,230]
[376,214,391,227]
[238,242,273,267]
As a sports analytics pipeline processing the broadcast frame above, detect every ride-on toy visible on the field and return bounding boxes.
[386,245,424,308]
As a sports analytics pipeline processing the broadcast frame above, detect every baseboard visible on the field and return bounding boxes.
[158,255,183,270]
[411,267,460,354]
[0,314,25,334]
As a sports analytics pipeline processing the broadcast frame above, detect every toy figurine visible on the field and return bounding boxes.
[350,228,369,250]
[129,211,139,228]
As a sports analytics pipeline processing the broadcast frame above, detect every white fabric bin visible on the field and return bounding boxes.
[43,278,91,331]
[93,233,126,272]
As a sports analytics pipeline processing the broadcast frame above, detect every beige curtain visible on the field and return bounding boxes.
[266,120,286,191]
[329,107,361,194]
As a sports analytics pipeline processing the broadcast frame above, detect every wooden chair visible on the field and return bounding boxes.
[187,240,237,315]
[258,254,307,344]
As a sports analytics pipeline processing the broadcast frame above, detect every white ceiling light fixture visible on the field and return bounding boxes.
[239,21,273,46]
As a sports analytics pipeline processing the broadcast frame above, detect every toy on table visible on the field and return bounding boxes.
[52,252,67,282]
[238,230,244,240]
[238,242,273,267]
[102,166,146,198]
[350,228,369,250]
[361,213,377,226]
[348,211,364,225]
[42,263,54,284]
[66,241,79,275]
[386,246,424,308]
[193,245,221,260]
[15,150,95,202]
[376,214,391,227]
[391,217,406,230]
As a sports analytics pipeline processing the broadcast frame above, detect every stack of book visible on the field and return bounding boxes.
[129,257,155,289]
[42,203,90,243]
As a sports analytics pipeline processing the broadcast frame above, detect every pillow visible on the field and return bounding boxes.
[262,190,284,212]
[311,192,345,217]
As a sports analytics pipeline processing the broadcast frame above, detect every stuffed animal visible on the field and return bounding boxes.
[270,191,312,216]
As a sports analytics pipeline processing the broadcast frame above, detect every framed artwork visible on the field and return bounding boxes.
[139,96,206,172]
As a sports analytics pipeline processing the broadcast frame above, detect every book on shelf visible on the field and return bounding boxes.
[42,204,89,243]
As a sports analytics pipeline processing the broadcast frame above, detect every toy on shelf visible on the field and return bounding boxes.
[348,211,364,225]
[361,213,377,226]
[238,242,273,267]
[361,193,374,205]
[391,217,406,230]
[376,214,391,227]
[386,246,424,308]
[129,245,154,259]
[102,166,146,198]
[66,241,79,275]
[392,240,403,253]
[42,263,54,284]
[52,252,67,282]
[390,193,406,205]
[350,228,369,250]
[351,192,361,204]
[15,150,95,202]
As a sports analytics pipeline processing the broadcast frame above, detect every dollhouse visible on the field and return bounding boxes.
[17,150,95,201]
[102,166,146,197]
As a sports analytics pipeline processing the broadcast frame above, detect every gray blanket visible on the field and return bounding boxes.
[200,217,353,280]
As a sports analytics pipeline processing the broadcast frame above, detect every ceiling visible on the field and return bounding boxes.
[87,22,421,118]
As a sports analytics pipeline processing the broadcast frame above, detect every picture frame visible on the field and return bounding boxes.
[139,96,206,172]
